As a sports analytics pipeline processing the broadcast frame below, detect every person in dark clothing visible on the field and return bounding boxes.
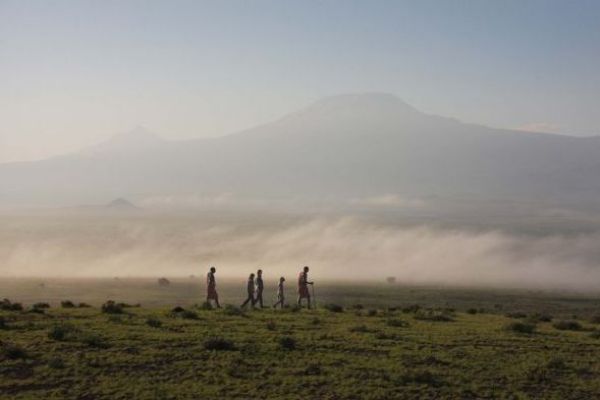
[273,276,286,309]
[241,273,256,308]
[297,266,314,309]
[206,266,221,308]
[254,269,265,308]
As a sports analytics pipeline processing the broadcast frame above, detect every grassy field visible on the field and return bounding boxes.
[2,281,600,399]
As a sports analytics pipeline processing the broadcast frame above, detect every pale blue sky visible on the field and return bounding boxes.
[1,0,599,162]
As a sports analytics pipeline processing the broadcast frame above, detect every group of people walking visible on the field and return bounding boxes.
[205,266,314,309]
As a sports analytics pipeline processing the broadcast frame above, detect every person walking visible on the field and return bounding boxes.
[255,269,265,308]
[297,266,314,309]
[241,273,256,308]
[206,266,221,308]
[273,276,286,309]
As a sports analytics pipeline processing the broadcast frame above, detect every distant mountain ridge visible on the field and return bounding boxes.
[1,93,600,209]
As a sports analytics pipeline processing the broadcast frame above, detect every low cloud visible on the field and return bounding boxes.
[2,215,600,291]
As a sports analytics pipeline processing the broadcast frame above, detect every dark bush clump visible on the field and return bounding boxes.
[553,320,582,331]
[199,301,213,310]
[29,306,45,314]
[48,357,65,369]
[402,304,421,314]
[171,306,185,313]
[351,304,364,310]
[505,312,527,319]
[1,342,27,359]
[1,299,23,311]
[101,300,124,314]
[223,305,245,316]
[78,303,91,308]
[414,310,454,322]
[181,310,199,320]
[0,317,6,330]
[349,325,371,333]
[61,300,76,308]
[48,324,78,341]
[506,322,537,334]
[367,309,378,317]
[528,313,553,323]
[589,315,600,324]
[400,369,442,386]
[266,320,277,331]
[279,336,297,350]
[204,337,236,351]
[146,317,162,328]
[466,308,478,315]
[324,304,344,313]
[386,319,410,328]
[81,333,109,348]
[33,302,50,309]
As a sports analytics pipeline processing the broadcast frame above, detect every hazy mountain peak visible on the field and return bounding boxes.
[108,126,164,145]
[106,198,138,209]
[310,93,417,112]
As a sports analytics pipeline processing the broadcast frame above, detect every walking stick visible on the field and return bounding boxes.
[311,283,316,309]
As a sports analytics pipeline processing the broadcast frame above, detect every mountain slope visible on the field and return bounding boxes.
[1,93,600,208]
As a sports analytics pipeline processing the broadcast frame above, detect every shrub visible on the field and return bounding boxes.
[386,319,410,328]
[181,310,199,320]
[171,306,185,313]
[48,357,65,369]
[223,305,245,317]
[402,304,421,314]
[414,310,454,322]
[33,302,50,309]
[367,309,378,317]
[279,336,297,350]
[589,315,600,324]
[203,337,236,351]
[506,322,537,334]
[1,342,27,359]
[589,330,600,339]
[199,301,213,310]
[505,312,527,319]
[466,308,478,315]
[349,325,371,333]
[0,299,23,311]
[266,321,277,331]
[81,333,108,348]
[311,317,321,325]
[528,313,553,323]
[48,324,78,341]
[61,300,76,308]
[0,317,5,330]
[146,317,162,328]
[78,303,91,308]
[553,320,582,331]
[352,304,364,310]
[399,369,442,386]
[323,304,344,313]
[101,300,123,314]
[29,306,45,314]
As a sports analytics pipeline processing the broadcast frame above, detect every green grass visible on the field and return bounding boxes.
[2,303,600,399]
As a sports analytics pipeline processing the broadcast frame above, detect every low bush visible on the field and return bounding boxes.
[266,320,277,331]
[505,312,527,319]
[0,299,23,311]
[101,300,124,314]
[386,319,410,328]
[199,301,213,310]
[81,333,109,348]
[204,337,236,351]
[33,302,50,309]
[589,315,600,324]
[367,309,378,317]
[466,308,478,315]
[349,325,371,333]
[402,304,421,314]
[279,336,297,350]
[78,303,92,308]
[146,317,162,328]
[181,310,199,320]
[323,304,344,313]
[553,320,582,331]
[223,305,245,317]
[48,357,65,369]
[414,310,454,322]
[171,306,185,313]
[0,316,6,330]
[589,330,600,339]
[506,322,537,334]
[1,342,27,359]
[528,313,553,323]
[61,300,76,308]
[48,324,78,341]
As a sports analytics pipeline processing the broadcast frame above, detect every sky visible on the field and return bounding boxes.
[1,0,599,162]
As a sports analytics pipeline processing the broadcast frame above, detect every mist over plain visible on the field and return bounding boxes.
[2,203,600,291]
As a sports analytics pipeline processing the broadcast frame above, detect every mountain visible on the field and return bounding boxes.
[1,93,600,209]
